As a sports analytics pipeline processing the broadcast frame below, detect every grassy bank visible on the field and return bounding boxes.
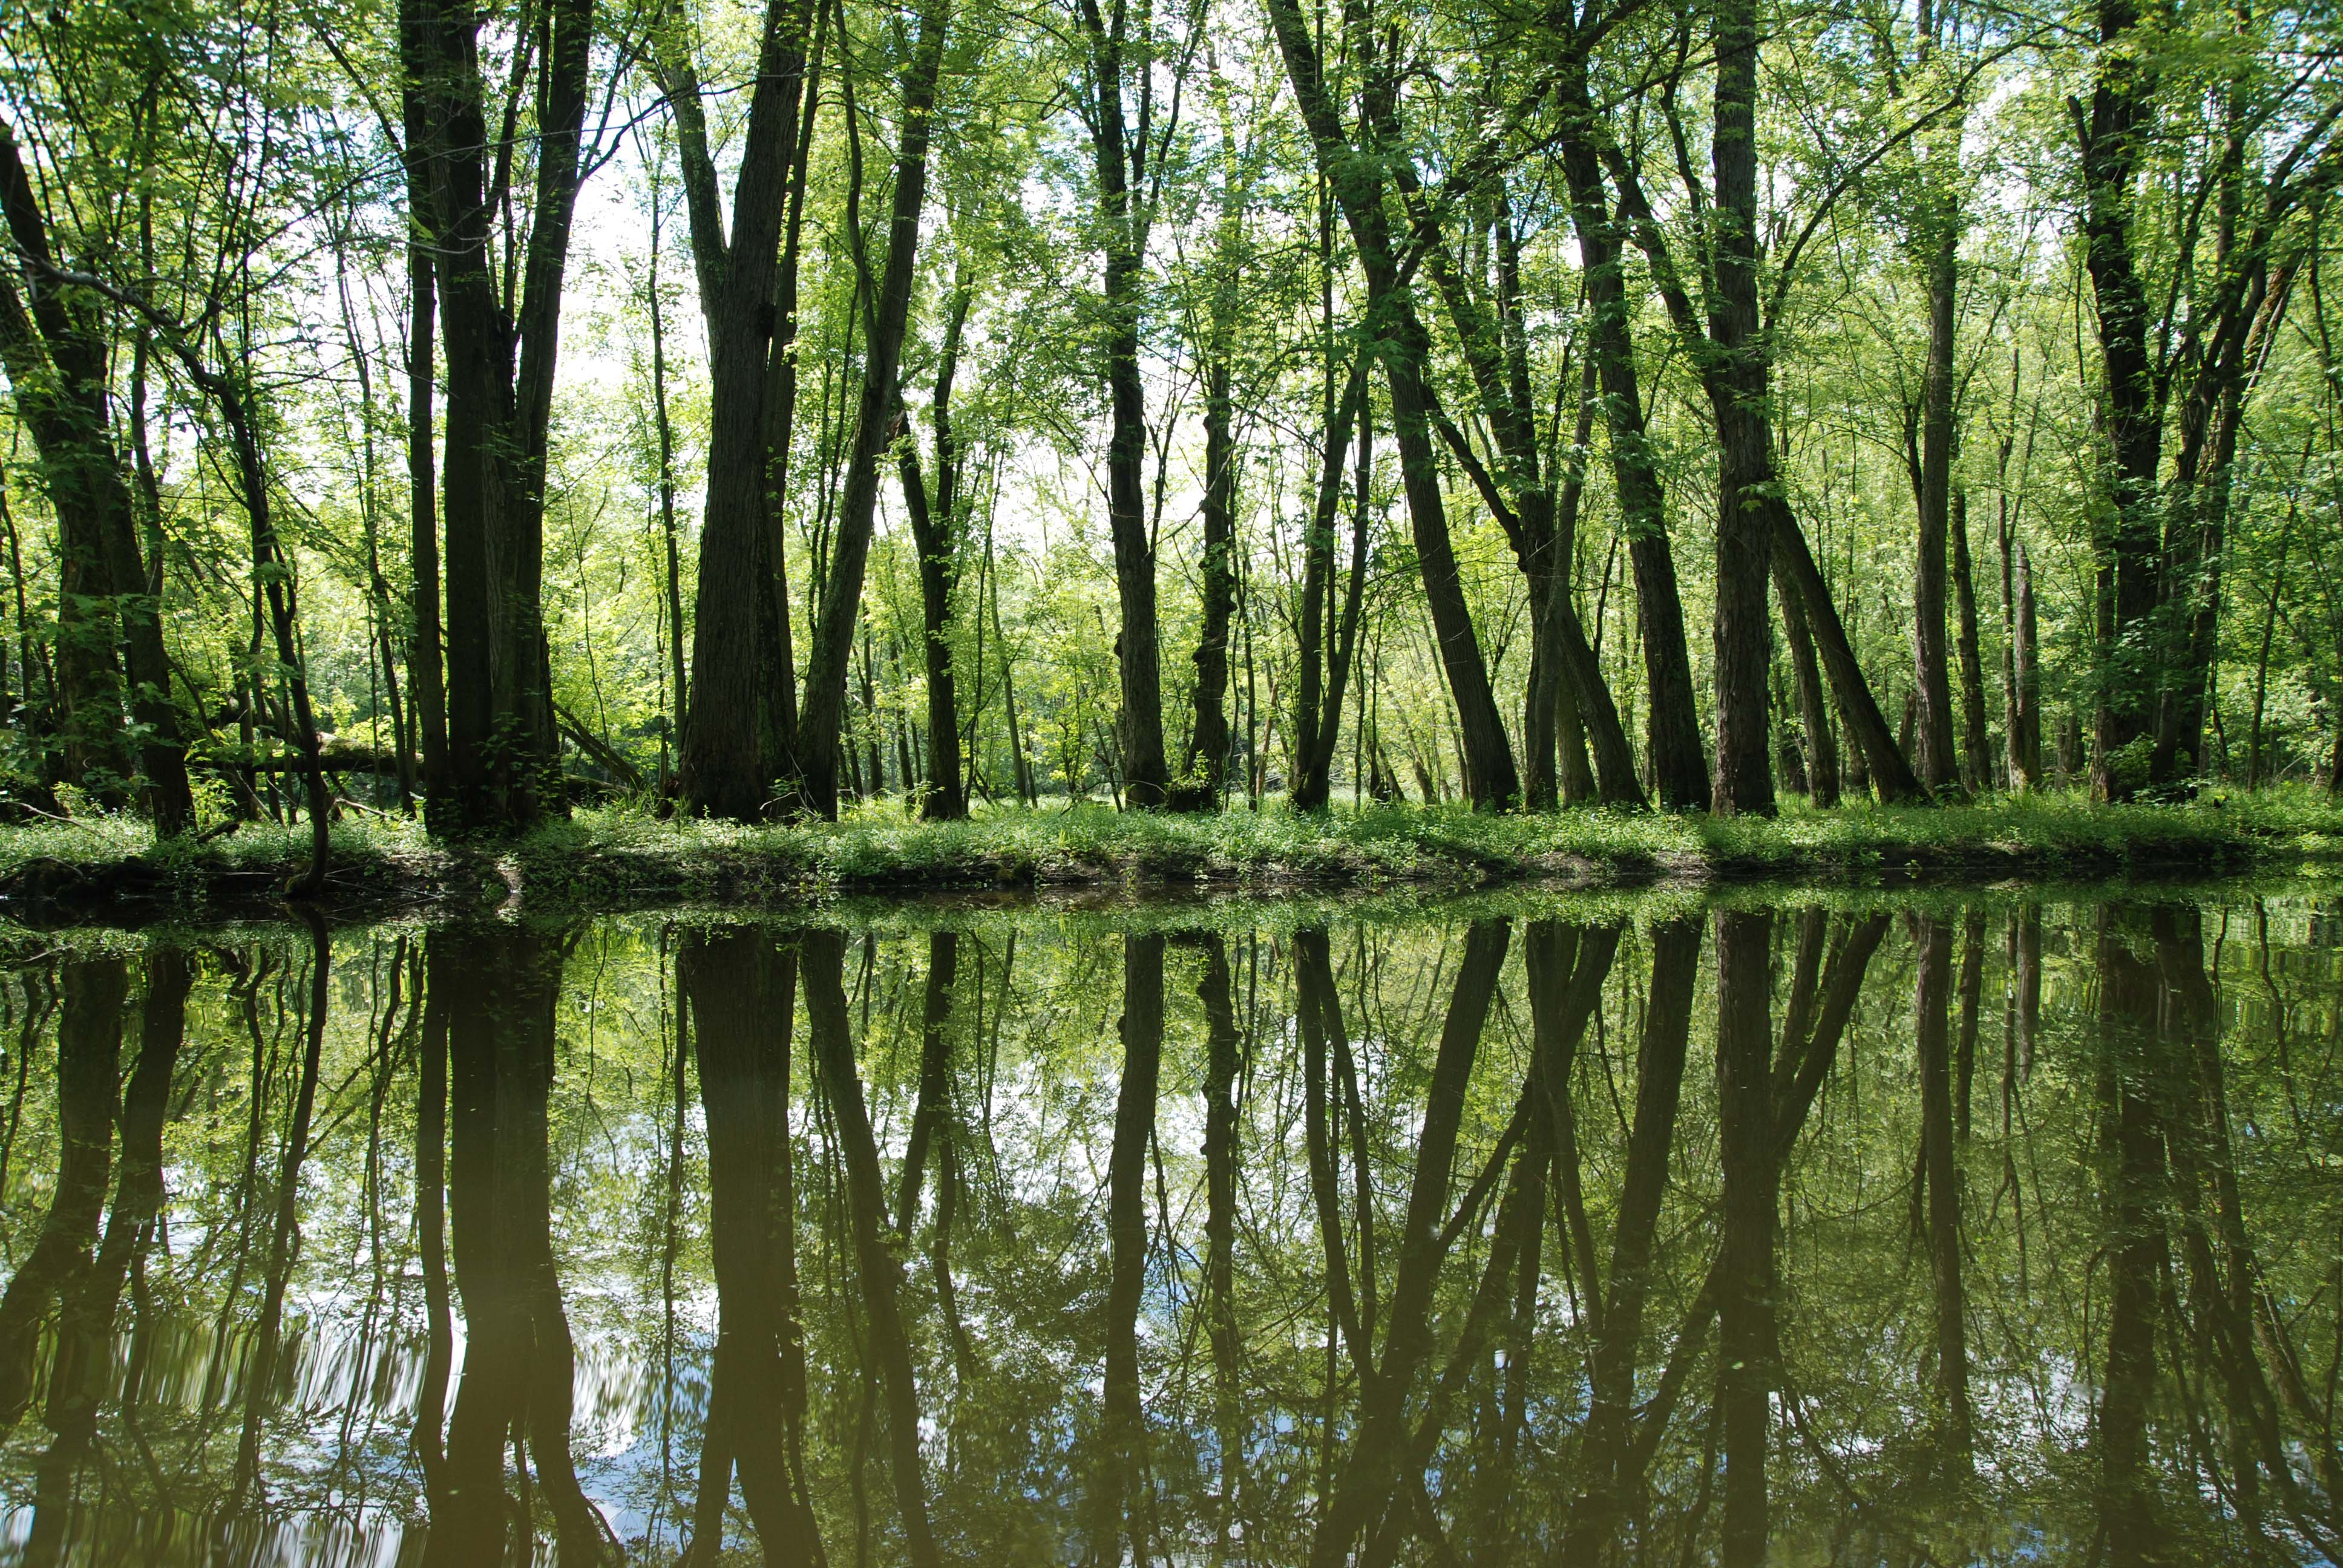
[0,788,2338,918]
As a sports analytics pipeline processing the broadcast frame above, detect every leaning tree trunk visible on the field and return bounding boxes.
[1266,0,1519,809]
[791,0,951,819]
[1558,72,1704,811]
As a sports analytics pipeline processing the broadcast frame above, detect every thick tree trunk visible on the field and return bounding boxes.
[2079,0,2166,800]
[663,0,822,818]
[1707,0,1775,817]
[410,0,589,831]
[1080,0,1172,806]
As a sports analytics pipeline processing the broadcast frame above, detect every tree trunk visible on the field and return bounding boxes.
[899,273,972,820]
[0,122,192,829]
[1079,0,1172,806]
[409,0,589,832]
[644,198,690,794]
[1178,352,1236,808]
[1558,68,1705,811]
[1290,361,1368,810]
[662,0,822,818]
[2012,541,2042,787]
[1265,0,1520,809]
[399,68,452,824]
[1777,557,1839,805]
[1912,212,1962,795]
[791,1,951,818]
[2079,0,2166,800]
[1707,0,1775,818]
[1951,489,1991,793]
[1772,511,1925,799]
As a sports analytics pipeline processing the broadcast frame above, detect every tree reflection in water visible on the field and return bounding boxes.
[0,893,2339,1564]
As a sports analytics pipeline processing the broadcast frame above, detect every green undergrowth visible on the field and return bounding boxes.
[0,787,2338,916]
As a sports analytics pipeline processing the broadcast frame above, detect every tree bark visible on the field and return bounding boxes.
[792,1,951,818]
[898,272,972,820]
[1706,0,1775,817]
[0,121,191,829]
[1263,0,1520,809]
[1951,489,1991,793]
[408,0,591,831]
[1558,66,1705,810]
[1777,556,1839,805]
[662,0,823,818]
[1912,212,1962,795]
[1178,351,1236,808]
[1291,361,1368,810]
[2079,0,2167,800]
[2012,541,2042,786]
[1078,0,1173,806]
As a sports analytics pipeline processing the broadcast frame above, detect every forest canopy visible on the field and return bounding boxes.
[0,0,2334,849]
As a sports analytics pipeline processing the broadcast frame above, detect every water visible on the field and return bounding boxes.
[0,886,2338,1565]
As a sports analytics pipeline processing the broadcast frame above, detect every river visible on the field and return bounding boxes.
[0,884,2336,1564]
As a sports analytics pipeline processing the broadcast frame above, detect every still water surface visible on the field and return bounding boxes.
[0,889,2339,1564]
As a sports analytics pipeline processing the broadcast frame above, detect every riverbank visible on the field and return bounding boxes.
[0,789,2338,919]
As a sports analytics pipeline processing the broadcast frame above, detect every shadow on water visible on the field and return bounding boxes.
[1,886,2341,1564]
